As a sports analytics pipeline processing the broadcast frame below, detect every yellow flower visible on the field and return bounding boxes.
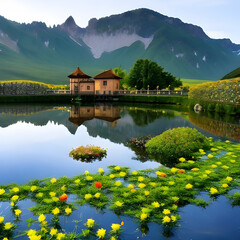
[216,162,222,165]
[144,191,150,196]
[140,213,148,220]
[179,157,186,162]
[96,228,106,239]
[29,235,41,240]
[226,176,233,181]
[191,168,199,172]
[11,195,19,202]
[50,228,58,236]
[115,201,123,207]
[119,172,126,177]
[109,174,115,179]
[4,222,13,230]
[85,194,92,200]
[114,166,121,171]
[205,170,211,174]
[115,181,122,186]
[0,216,4,223]
[132,170,138,175]
[38,214,46,223]
[85,170,89,175]
[95,192,101,198]
[49,192,56,197]
[188,160,195,164]
[3,238,8,240]
[52,197,59,202]
[36,193,43,198]
[86,176,93,181]
[12,187,19,193]
[152,202,160,208]
[162,216,171,223]
[171,216,177,221]
[128,184,134,189]
[208,154,214,158]
[131,188,136,193]
[31,186,37,192]
[65,207,72,215]
[185,184,193,189]
[138,176,144,182]
[50,178,57,184]
[27,229,37,236]
[14,209,21,216]
[162,209,171,215]
[230,160,236,163]
[210,187,218,194]
[111,223,121,231]
[74,179,80,184]
[225,140,230,143]
[61,185,67,191]
[110,237,116,240]
[0,189,5,195]
[211,164,217,168]
[222,165,229,170]
[86,218,95,228]
[98,168,104,174]
[57,233,66,240]
[138,183,146,188]
[171,168,178,173]
[222,184,228,188]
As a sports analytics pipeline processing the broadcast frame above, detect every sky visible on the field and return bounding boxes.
[0,0,239,43]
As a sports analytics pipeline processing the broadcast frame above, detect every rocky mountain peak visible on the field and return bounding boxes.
[64,16,76,27]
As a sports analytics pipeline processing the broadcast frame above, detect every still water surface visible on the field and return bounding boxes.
[0,103,240,239]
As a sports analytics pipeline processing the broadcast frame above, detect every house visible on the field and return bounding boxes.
[68,67,121,95]
[93,69,121,95]
[68,67,95,94]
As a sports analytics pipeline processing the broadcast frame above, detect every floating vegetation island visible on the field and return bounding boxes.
[69,146,107,162]
[0,140,240,239]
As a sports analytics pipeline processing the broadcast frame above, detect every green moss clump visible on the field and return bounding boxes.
[145,127,210,164]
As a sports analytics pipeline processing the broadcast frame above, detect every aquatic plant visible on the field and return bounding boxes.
[0,140,240,239]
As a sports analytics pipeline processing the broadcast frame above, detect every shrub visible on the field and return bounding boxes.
[145,127,210,164]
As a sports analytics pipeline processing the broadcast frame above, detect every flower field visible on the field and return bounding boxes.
[188,78,240,104]
[0,140,240,239]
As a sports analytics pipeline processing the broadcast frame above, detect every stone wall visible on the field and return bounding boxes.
[0,82,49,95]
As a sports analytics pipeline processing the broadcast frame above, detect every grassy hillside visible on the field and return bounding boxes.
[222,66,240,79]
[181,78,213,86]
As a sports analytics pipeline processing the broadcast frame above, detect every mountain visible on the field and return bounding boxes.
[0,8,239,84]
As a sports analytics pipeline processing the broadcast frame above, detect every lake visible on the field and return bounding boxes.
[0,103,240,239]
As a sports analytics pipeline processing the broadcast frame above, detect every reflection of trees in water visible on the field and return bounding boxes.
[128,108,175,126]
[189,114,240,142]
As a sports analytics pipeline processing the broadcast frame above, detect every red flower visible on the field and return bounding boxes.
[178,169,185,173]
[59,193,68,201]
[95,182,102,188]
[160,173,166,177]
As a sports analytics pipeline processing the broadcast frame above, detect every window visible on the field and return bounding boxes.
[103,81,107,86]
[87,86,90,90]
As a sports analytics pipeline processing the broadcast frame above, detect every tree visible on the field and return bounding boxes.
[128,59,182,90]
[113,67,129,89]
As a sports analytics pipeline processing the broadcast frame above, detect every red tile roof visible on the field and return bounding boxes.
[68,67,91,78]
[94,69,122,79]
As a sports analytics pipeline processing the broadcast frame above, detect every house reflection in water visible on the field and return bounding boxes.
[69,104,121,127]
